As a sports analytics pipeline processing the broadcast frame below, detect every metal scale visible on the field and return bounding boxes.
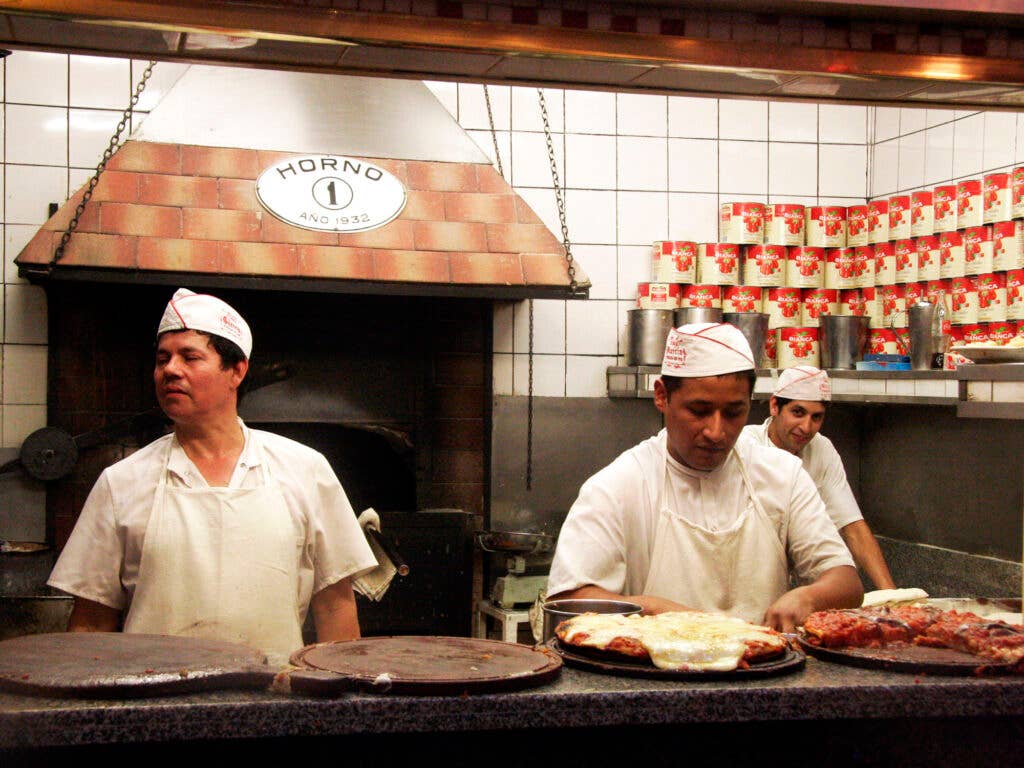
[490,553,549,608]
[476,531,553,608]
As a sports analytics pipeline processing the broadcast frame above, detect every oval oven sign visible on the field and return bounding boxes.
[256,154,407,233]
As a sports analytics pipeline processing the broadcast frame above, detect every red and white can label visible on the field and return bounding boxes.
[950,276,979,324]
[881,283,907,327]
[867,199,889,244]
[742,244,786,286]
[1007,269,1024,320]
[765,204,806,246]
[846,205,869,247]
[925,279,950,306]
[915,236,941,282]
[1012,167,1024,219]
[723,285,763,313]
[785,246,825,288]
[824,247,857,290]
[720,202,765,244]
[766,286,803,328]
[904,281,924,308]
[960,323,989,345]
[948,324,967,347]
[869,328,899,355]
[680,284,723,309]
[652,240,697,283]
[933,185,958,233]
[801,288,838,328]
[939,230,965,279]
[976,272,1007,323]
[637,281,681,309]
[894,239,918,284]
[764,329,778,367]
[993,220,1023,272]
[889,195,911,240]
[957,179,983,229]
[696,243,740,285]
[777,327,820,369]
[874,242,895,284]
[862,286,883,328]
[806,206,847,248]
[910,191,934,237]
[839,289,866,317]
[963,225,993,276]
[988,320,1016,345]
[852,246,875,288]
[983,172,1012,224]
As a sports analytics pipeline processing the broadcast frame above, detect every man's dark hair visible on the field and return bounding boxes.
[773,395,828,411]
[661,370,756,399]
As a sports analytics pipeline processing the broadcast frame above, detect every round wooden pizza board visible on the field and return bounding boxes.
[546,638,806,680]
[0,632,562,698]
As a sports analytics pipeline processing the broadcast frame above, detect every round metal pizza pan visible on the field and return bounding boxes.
[794,631,1017,677]
[545,638,805,680]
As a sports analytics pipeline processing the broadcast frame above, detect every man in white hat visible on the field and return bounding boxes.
[547,323,862,631]
[48,288,378,666]
[740,365,895,590]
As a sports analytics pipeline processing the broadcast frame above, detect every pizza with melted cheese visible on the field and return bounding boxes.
[802,606,1024,669]
[554,611,788,672]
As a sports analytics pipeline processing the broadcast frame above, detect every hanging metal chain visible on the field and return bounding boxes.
[49,60,157,270]
[537,88,576,295]
[482,84,504,179]
[526,297,534,490]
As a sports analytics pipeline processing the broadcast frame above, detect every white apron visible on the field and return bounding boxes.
[642,446,789,624]
[123,440,304,667]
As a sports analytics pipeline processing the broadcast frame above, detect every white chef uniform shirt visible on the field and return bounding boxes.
[546,429,853,609]
[48,420,378,622]
[741,418,864,531]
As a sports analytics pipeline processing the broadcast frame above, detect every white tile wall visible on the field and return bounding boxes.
[769,102,818,143]
[668,97,718,139]
[2,51,1023,426]
[952,113,985,179]
[617,136,667,190]
[6,105,68,166]
[70,55,131,109]
[616,93,666,137]
[924,122,955,185]
[719,100,768,141]
[820,105,867,144]
[668,138,718,193]
[6,52,67,106]
[3,343,46,404]
[768,143,817,196]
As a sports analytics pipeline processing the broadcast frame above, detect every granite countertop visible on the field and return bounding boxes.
[2,655,1023,751]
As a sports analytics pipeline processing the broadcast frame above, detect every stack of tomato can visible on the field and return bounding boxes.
[636,174,1024,368]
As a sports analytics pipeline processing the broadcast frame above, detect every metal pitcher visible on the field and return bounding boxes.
[723,312,769,368]
[909,295,948,370]
[820,315,869,369]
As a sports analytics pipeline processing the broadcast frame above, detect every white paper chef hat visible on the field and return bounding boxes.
[661,322,755,377]
[773,365,831,401]
[157,288,253,359]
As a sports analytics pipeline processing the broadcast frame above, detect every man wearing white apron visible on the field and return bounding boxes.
[49,288,378,666]
[740,365,895,591]
[547,323,862,631]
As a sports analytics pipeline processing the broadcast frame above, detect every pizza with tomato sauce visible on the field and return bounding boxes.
[802,606,1024,669]
[554,611,788,672]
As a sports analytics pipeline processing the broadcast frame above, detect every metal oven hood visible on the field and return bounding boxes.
[15,65,589,300]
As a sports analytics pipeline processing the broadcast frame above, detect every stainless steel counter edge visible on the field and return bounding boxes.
[3,659,1024,749]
